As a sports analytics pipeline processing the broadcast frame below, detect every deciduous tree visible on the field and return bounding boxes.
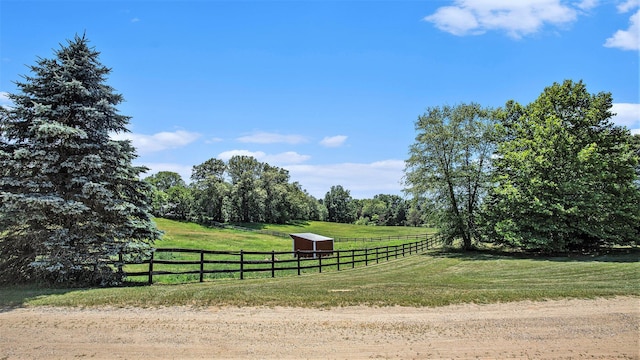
[190,158,228,224]
[404,103,495,249]
[482,80,640,252]
[324,185,356,223]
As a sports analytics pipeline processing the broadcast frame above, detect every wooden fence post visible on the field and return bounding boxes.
[271,250,275,278]
[376,247,379,264]
[364,248,368,266]
[318,253,322,273]
[351,249,355,268]
[297,251,301,276]
[118,253,123,274]
[200,250,204,282]
[337,250,341,271]
[240,250,244,280]
[148,251,154,285]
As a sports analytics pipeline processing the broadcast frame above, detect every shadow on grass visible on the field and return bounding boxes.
[0,282,147,311]
[0,286,71,311]
[425,247,640,263]
[231,220,311,230]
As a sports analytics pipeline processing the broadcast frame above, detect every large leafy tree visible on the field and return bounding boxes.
[226,155,264,222]
[145,171,192,220]
[190,158,228,224]
[259,164,295,224]
[482,80,640,252]
[324,185,356,223]
[404,103,496,249]
[0,35,161,285]
[145,171,186,191]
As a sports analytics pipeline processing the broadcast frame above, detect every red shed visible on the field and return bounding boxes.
[290,233,334,258]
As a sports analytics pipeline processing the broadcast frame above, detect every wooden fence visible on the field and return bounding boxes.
[123,235,441,284]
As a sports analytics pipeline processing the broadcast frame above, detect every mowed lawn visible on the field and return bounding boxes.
[234,220,436,239]
[2,219,638,308]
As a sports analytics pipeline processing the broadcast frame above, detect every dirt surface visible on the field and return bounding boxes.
[1,297,638,359]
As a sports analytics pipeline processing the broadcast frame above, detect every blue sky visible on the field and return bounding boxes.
[1,0,638,199]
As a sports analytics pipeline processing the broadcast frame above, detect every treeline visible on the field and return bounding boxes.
[146,168,424,227]
[146,156,326,224]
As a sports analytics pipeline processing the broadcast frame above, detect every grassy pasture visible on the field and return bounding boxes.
[123,219,435,283]
[234,220,435,240]
[1,219,638,308]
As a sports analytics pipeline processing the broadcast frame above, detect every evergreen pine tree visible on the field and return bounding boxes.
[0,35,161,285]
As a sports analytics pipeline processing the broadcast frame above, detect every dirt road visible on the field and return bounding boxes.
[1,297,638,359]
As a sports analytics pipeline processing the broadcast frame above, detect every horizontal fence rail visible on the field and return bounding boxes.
[122,235,442,284]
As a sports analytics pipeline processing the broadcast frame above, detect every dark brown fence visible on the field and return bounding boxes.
[123,235,441,284]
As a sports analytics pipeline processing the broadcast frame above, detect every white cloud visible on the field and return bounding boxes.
[425,6,480,36]
[139,162,194,182]
[264,151,311,164]
[110,130,201,154]
[611,103,640,134]
[618,0,640,13]
[575,0,599,11]
[206,137,224,144]
[604,9,640,50]
[286,160,406,199]
[217,149,310,165]
[320,135,348,148]
[425,0,579,38]
[237,132,307,144]
[131,17,140,23]
[0,92,12,109]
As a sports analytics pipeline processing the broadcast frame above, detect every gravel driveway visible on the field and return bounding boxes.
[1,297,638,359]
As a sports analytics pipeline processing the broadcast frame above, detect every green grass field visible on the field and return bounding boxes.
[153,218,433,249]
[1,219,638,308]
[234,220,435,239]
[124,218,436,284]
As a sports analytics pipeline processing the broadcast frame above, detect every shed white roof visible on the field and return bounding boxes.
[290,233,333,241]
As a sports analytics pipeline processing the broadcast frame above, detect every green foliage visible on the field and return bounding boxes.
[0,35,160,286]
[145,171,186,191]
[481,80,640,252]
[354,194,408,226]
[190,158,228,223]
[186,156,325,225]
[324,185,357,223]
[405,103,496,249]
[144,171,193,220]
